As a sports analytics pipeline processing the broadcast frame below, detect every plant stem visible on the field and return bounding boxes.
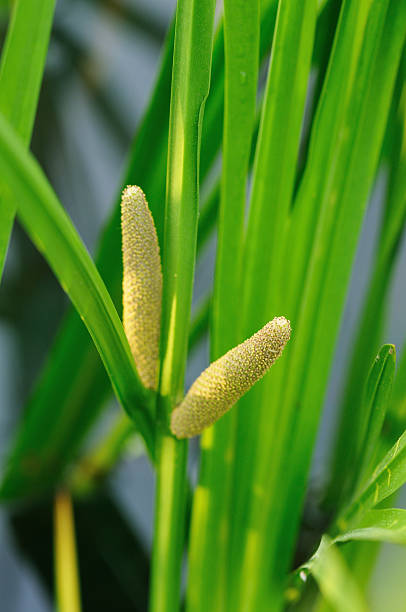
[149,1,216,611]
[54,490,82,612]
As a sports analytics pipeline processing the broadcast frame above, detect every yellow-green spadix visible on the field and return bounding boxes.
[121,185,162,390]
[171,316,291,438]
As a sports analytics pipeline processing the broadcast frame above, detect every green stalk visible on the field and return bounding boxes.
[186,2,259,610]
[0,0,55,280]
[149,2,216,611]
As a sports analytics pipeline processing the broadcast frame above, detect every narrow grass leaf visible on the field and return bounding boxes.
[338,427,406,532]
[355,345,396,489]
[149,2,216,611]
[186,1,260,608]
[0,114,155,461]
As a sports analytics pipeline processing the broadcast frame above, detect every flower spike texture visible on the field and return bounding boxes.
[121,185,162,390]
[171,316,291,438]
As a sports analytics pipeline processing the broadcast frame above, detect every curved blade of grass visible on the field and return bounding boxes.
[186,1,260,610]
[0,114,155,459]
[335,509,406,546]
[0,0,55,280]
[355,344,396,490]
[337,427,406,533]
[149,1,216,611]
[0,21,176,500]
[66,295,211,497]
[303,536,369,612]
[326,345,396,508]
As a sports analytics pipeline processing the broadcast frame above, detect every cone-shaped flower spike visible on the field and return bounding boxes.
[171,316,291,438]
[121,186,162,390]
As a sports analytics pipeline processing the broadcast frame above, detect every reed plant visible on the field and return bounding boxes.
[1,0,406,610]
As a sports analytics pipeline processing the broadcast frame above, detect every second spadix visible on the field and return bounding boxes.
[121,185,162,390]
[171,316,291,438]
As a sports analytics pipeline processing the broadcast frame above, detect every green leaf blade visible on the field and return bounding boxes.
[356,344,396,488]
[0,114,155,464]
[336,509,406,546]
[0,0,56,278]
[186,1,260,610]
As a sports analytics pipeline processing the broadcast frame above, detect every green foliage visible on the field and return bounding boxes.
[335,509,406,546]
[1,1,406,611]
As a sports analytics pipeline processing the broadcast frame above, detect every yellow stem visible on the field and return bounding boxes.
[54,490,82,612]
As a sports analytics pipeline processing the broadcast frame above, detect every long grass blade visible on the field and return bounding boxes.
[355,344,396,490]
[186,1,259,609]
[0,22,176,499]
[231,1,317,607]
[0,114,155,462]
[327,344,396,508]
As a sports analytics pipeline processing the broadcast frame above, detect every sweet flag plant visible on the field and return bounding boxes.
[0,1,406,611]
